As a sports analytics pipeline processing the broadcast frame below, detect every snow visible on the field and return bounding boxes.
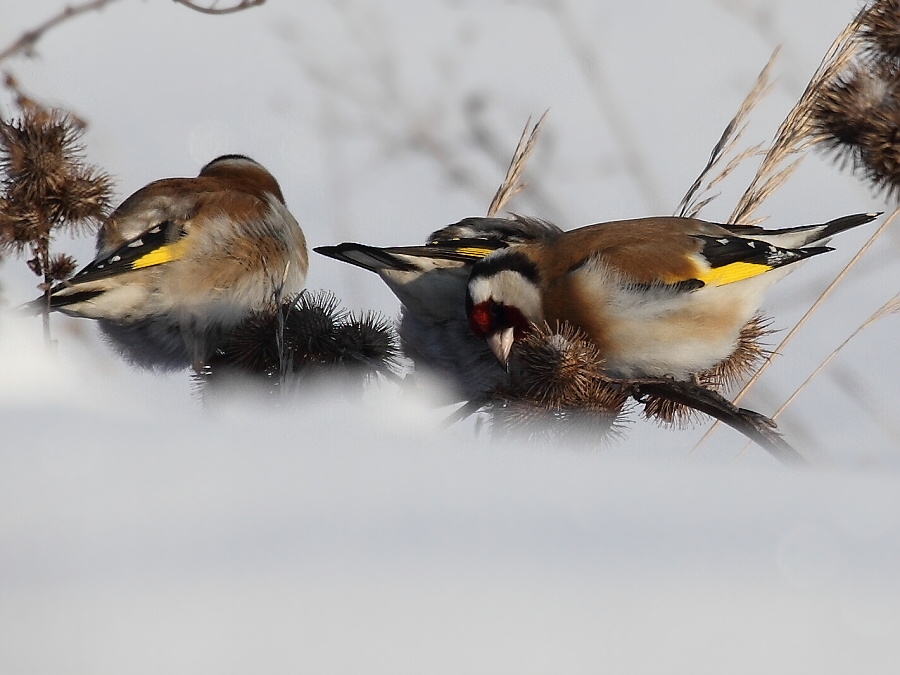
[1,0,899,672]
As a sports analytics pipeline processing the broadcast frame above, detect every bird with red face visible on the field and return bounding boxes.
[466,212,877,380]
[315,215,561,400]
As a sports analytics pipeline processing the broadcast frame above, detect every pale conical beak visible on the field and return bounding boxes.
[486,326,515,365]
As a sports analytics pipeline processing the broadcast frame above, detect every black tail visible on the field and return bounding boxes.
[18,288,103,315]
[814,212,881,241]
[313,243,420,273]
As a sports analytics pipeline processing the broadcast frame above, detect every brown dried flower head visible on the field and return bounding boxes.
[505,321,628,412]
[860,0,900,62]
[201,291,400,391]
[487,322,630,444]
[0,107,112,255]
[811,61,900,197]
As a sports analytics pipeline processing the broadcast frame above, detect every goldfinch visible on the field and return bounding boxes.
[34,154,308,371]
[315,216,561,400]
[466,213,878,379]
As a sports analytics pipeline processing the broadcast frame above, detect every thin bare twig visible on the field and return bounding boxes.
[172,0,266,15]
[486,111,548,217]
[0,0,123,64]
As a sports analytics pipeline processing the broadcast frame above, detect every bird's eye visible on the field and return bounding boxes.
[490,302,507,324]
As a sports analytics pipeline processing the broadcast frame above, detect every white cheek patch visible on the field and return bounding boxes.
[468,270,543,323]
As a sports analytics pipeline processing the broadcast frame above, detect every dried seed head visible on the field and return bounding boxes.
[203,291,399,390]
[700,314,773,389]
[486,322,629,443]
[333,312,400,368]
[49,167,114,230]
[0,108,112,259]
[811,59,900,196]
[489,397,629,447]
[860,0,900,62]
[0,197,42,254]
[506,322,629,411]
[46,253,77,282]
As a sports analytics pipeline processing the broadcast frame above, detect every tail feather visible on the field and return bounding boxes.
[812,212,881,242]
[19,287,104,315]
[314,240,505,273]
[313,243,420,273]
[722,212,880,247]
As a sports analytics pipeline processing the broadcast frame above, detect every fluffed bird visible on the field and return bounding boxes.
[31,154,308,371]
[315,215,562,400]
[466,213,879,380]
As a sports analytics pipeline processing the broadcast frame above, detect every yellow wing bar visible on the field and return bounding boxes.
[697,261,772,286]
[131,240,190,270]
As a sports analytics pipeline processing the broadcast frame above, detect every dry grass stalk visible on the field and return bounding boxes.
[729,18,864,224]
[676,49,777,218]
[486,111,548,217]
[732,292,900,461]
[772,294,900,420]
[725,205,900,459]
[690,4,895,458]
[690,208,896,457]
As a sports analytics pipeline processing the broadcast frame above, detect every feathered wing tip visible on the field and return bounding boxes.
[196,290,400,396]
[484,322,631,446]
[427,214,563,246]
[639,314,775,427]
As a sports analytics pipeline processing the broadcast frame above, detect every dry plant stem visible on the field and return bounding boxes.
[676,49,778,218]
[486,111,548,217]
[690,207,900,458]
[773,298,898,419]
[0,0,123,64]
[735,207,896,404]
[622,378,803,465]
[446,378,801,465]
[172,0,266,15]
[729,19,862,224]
[40,240,51,347]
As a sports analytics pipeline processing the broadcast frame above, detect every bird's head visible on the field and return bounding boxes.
[466,248,543,365]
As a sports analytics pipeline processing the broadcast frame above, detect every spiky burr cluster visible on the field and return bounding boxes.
[198,290,400,394]
[811,0,900,197]
[0,106,112,279]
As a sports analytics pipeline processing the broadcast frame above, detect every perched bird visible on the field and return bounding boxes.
[315,216,561,400]
[466,212,879,380]
[32,154,308,371]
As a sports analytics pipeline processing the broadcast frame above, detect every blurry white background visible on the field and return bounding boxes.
[1,1,899,672]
